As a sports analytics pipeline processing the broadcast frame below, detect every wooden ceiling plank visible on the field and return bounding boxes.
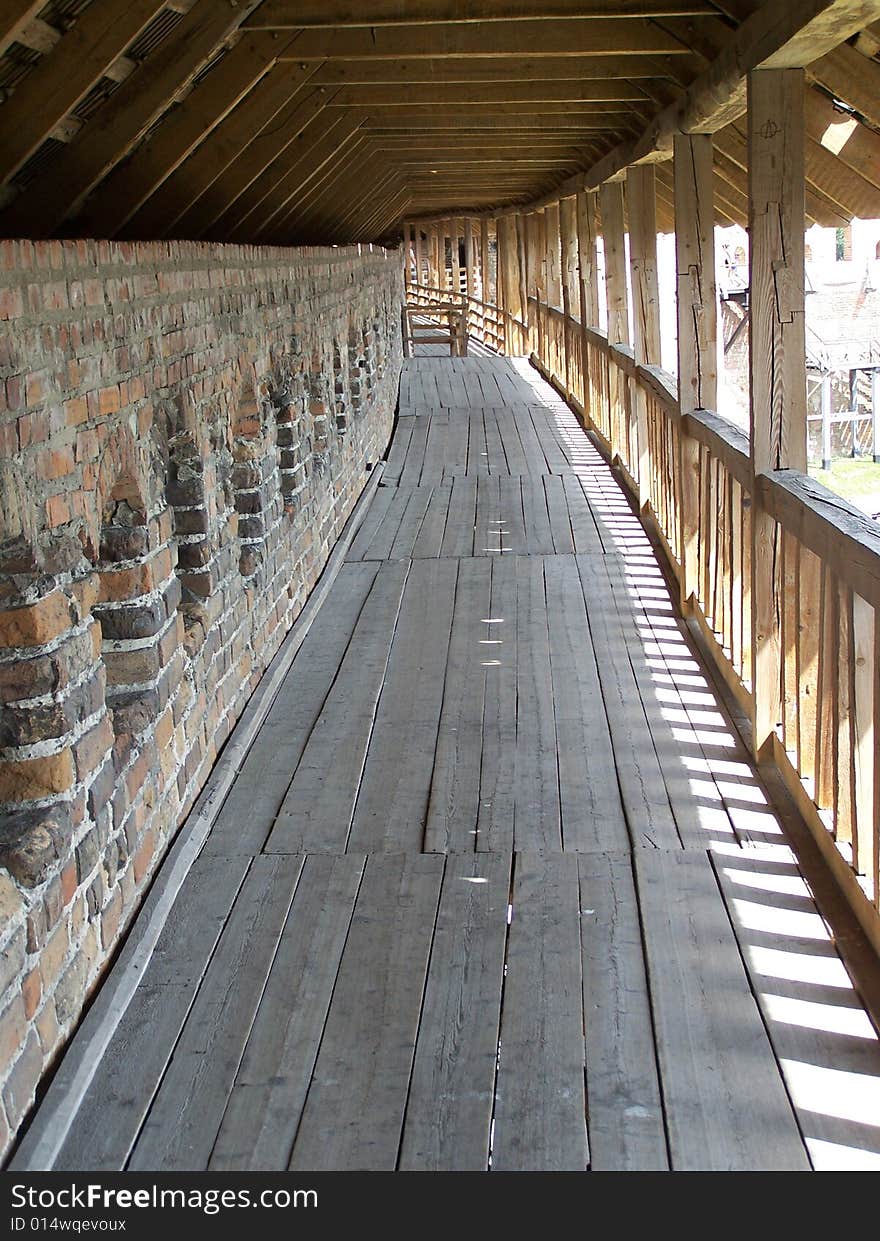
[277,142,379,236]
[260,132,384,237]
[810,42,880,129]
[173,87,336,239]
[250,126,371,240]
[0,1,45,58]
[323,163,406,242]
[217,113,363,240]
[0,0,266,237]
[123,69,321,238]
[803,85,880,195]
[245,0,717,23]
[77,36,316,239]
[0,0,168,183]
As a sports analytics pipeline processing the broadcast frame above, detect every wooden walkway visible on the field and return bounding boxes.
[16,356,880,1172]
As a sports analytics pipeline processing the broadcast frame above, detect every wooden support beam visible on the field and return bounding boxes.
[464,216,475,300]
[0,1,44,59]
[77,37,312,238]
[598,182,629,346]
[576,189,600,329]
[544,201,562,310]
[0,0,265,238]
[599,180,629,464]
[255,18,700,57]
[454,217,466,294]
[627,164,661,506]
[559,197,579,318]
[0,0,166,184]
[307,55,679,84]
[748,68,807,755]
[416,223,426,287]
[404,219,413,282]
[329,82,653,106]
[627,167,661,366]
[674,133,717,610]
[245,2,720,25]
[480,217,490,303]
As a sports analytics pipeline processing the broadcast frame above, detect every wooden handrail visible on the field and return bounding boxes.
[521,289,880,946]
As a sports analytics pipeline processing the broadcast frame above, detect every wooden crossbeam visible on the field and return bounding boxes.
[307,55,690,84]
[245,2,719,25]
[77,37,314,239]
[266,20,700,59]
[360,116,642,129]
[0,0,166,184]
[0,0,265,238]
[327,82,656,106]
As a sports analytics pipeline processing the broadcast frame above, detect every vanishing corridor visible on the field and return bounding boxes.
[15,356,880,1172]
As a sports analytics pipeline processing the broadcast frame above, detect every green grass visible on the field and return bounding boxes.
[808,457,880,515]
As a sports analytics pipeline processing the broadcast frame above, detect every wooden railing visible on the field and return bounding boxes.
[525,293,880,948]
[405,282,527,356]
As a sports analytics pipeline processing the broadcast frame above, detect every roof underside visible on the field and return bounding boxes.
[0,0,879,245]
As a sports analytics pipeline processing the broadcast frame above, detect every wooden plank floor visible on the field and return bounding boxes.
[18,355,880,1172]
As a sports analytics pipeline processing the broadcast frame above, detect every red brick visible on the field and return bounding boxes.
[22,970,41,1021]
[98,385,120,416]
[0,590,71,648]
[64,397,89,426]
[35,446,75,481]
[0,749,76,801]
[46,495,71,528]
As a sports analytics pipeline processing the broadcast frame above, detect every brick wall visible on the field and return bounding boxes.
[0,238,403,1154]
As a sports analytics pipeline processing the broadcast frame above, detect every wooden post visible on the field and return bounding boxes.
[674,133,718,611]
[559,196,578,400]
[464,216,475,301]
[576,190,599,329]
[748,67,807,754]
[821,373,833,470]
[403,220,413,285]
[414,226,424,288]
[545,201,562,310]
[627,165,661,508]
[599,180,629,464]
[599,182,628,346]
[452,217,463,295]
[576,189,600,424]
[480,217,490,304]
